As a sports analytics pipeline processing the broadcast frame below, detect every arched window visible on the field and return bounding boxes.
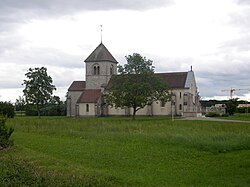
[110,65,114,75]
[93,64,100,75]
[179,104,182,110]
[160,100,165,107]
[97,66,100,75]
[86,104,89,112]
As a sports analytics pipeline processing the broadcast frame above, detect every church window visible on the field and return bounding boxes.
[93,64,100,75]
[179,104,182,110]
[110,65,114,75]
[160,100,165,107]
[86,104,89,112]
[97,66,100,75]
[180,92,182,99]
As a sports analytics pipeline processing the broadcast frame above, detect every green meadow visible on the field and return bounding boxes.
[1,116,250,186]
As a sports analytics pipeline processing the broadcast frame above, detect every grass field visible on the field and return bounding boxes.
[1,116,250,186]
[220,113,250,121]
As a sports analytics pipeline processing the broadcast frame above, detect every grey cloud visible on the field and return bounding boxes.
[0,0,172,33]
[196,70,250,98]
[237,0,250,5]
[0,46,83,68]
[0,0,172,19]
[221,35,250,52]
[152,54,250,98]
[229,5,250,32]
[0,45,87,90]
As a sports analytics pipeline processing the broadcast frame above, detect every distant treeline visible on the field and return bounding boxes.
[201,99,250,114]
[200,100,249,107]
[1,101,66,117]
[16,102,66,116]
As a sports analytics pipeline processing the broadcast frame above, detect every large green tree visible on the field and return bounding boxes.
[22,67,56,116]
[226,98,239,115]
[105,53,170,119]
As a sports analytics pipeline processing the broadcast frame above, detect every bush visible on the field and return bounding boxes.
[0,116,14,149]
[236,107,250,113]
[40,104,66,116]
[221,114,229,117]
[25,105,38,116]
[205,112,221,117]
[0,102,15,118]
[25,103,66,116]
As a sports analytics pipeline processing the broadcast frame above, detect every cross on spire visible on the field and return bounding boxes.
[100,25,103,43]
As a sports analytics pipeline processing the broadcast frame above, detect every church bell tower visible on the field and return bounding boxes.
[84,43,118,90]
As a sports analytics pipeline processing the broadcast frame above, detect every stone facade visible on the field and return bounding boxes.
[85,61,117,90]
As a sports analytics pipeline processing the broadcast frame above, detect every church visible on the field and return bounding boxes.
[66,42,201,117]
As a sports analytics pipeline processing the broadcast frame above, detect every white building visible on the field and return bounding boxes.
[67,42,201,117]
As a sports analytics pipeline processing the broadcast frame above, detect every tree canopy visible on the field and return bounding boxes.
[22,67,56,116]
[226,98,239,115]
[105,53,170,119]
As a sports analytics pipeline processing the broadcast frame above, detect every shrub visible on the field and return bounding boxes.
[25,105,38,116]
[40,104,66,116]
[221,114,229,117]
[0,116,14,149]
[205,112,220,117]
[0,102,15,118]
[236,107,250,113]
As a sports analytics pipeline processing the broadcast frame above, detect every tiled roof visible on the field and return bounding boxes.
[106,72,189,90]
[84,43,118,63]
[77,89,102,103]
[156,72,188,89]
[68,81,86,91]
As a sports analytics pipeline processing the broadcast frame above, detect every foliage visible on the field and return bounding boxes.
[25,105,38,116]
[200,100,228,107]
[4,116,250,186]
[0,158,114,187]
[15,96,26,116]
[236,106,250,113]
[105,53,170,119]
[220,113,250,121]
[205,112,221,117]
[0,101,15,118]
[25,103,66,117]
[201,100,249,108]
[0,116,14,149]
[226,98,239,115]
[22,67,56,116]
[40,102,66,116]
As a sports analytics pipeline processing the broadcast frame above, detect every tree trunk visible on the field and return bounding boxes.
[36,104,41,117]
[132,107,136,120]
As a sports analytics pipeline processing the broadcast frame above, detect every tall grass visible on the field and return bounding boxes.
[2,116,250,186]
[220,113,250,121]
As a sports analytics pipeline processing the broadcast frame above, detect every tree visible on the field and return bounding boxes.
[15,96,26,116]
[226,98,238,115]
[22,67,56,116]
[105,53,170,119]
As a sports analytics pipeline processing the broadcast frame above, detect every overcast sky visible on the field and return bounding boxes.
[0,0,250,102]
